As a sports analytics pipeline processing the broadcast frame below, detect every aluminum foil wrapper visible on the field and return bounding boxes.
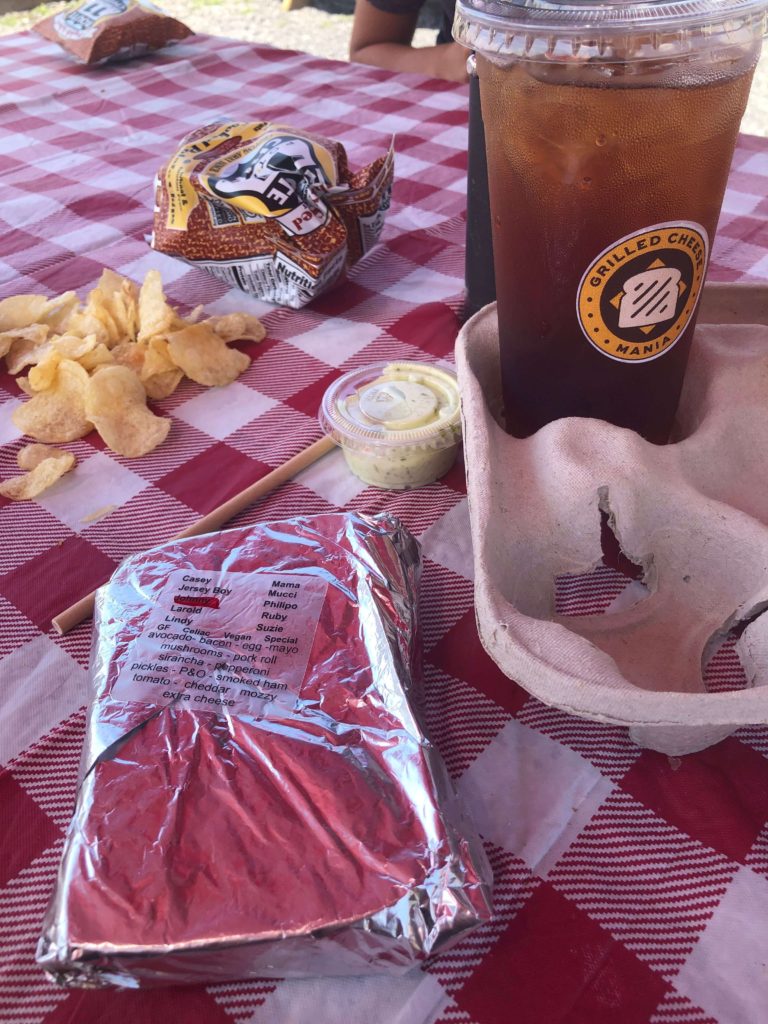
[38,512,492,988]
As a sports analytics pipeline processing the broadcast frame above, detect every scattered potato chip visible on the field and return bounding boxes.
[62,309,111,348]
[17,442,74,471]
[28,352,62,392]
[0,448,75,501]
[0,324,49,365]
[166,323,250,387]
[12,359,92,442]
[78,343,114,372]
[55,333,98,360]
[87,291,123,347]
[2,269,266,471]
[137,270,175,343]
[143,369,184,401]
[85,365,171,457]
[142,336,177,378]
[111,339,145,374]
[114,283,139,341]
[97,268,129,302]
[41,291,79,334]
[0,294,49,333]
[28,335,100,391]
[205,313,267,344]
[5,327,52,374]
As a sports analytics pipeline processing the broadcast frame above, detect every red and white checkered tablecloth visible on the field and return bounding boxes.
[2,28,768,1024]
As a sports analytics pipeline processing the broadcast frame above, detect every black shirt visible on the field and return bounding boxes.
[367,0,456,46]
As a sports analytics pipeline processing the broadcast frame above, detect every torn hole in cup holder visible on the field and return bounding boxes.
[555,489,653,617]
[702,602,768,694]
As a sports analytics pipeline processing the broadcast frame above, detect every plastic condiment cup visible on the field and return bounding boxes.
[319,361,462,490]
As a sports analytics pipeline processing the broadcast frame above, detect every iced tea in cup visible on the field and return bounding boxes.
[454,0,767,442]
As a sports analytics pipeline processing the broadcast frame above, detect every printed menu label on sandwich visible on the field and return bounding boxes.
[110,569,327,715]
[576,222,709,363]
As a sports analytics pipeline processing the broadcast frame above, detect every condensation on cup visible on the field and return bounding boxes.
[455,0,767,443]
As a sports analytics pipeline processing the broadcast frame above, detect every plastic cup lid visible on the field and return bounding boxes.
[455,0,768,61]
[319,361,462,452]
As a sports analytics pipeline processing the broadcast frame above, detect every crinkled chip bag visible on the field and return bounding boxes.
[0,445,75,501]
[152,122,394,309]
[34,0,192,66]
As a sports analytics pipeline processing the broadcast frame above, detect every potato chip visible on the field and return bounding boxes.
[85,365,171,457]
[12,359,92,442]
[56,333,98,360]
[85,289,123,347]
[97,268,127,301]
[0,294,49,333]
[64,309,111,348]
[0,449,75,501]
[115,283,139,341]
[0,324,50,367]
[16,376,34,397]
[28,352,63,392]
[111,340,145,374]
[17,443,74,471]
[96,270,139,342]
[143,369,184,400]
[142,336,177,378]
[138,270,176,343]
[28,334,99,391]
[166,323,250,387]
[41,291,79,334]
[205,312,266,344]
[78,343,114,372]
[139,336,183,398]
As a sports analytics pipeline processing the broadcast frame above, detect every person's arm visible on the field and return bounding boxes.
[349,0,469,83]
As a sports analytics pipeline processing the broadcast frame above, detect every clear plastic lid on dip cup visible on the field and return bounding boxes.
[319,362,462,490]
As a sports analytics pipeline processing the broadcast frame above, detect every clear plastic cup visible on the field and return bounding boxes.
[319,362,462,489]
[455,0,767,443]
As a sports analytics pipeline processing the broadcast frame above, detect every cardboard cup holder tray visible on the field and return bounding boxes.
[456,284,768,755]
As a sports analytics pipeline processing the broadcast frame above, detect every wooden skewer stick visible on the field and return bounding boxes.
[52,434,337,637]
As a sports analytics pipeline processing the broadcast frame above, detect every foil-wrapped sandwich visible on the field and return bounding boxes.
[38,512,492,987]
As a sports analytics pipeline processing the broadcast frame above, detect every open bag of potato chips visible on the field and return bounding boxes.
[34,0,192,65]
[37,512,493,987]
[152,122,394,308]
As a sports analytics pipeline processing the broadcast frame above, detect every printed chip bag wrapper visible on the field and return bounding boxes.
[37,512,492,987]
[34,0,192,65]
[151,122,394,309]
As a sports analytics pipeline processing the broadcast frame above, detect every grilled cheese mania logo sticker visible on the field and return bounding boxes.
[577,222,708,363]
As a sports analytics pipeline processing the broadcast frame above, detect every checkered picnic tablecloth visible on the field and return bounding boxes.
[2,28,768,1024]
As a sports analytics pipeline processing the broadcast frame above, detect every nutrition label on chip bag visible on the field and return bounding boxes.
[110,569,327,715]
